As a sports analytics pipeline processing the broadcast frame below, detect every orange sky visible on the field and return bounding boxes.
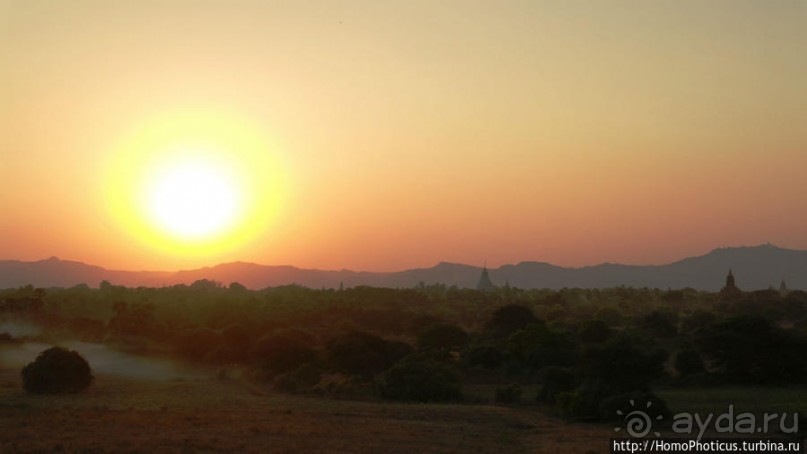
[1,1,806,272]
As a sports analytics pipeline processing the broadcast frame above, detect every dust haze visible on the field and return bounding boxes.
[0,336,201,382]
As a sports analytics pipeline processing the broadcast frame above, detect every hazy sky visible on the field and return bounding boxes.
[1,0,806,271]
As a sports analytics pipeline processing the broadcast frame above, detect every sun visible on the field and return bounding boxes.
[145,159,241,240]
[105,108,286,258]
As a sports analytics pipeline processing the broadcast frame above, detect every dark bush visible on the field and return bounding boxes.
[175,327,220,361]
[108,302,162,340]
[486,304,539,338]
[464,344,506,369]
[674,348,706,376]
[696,315,807,384]
[538,366,576,404]
[253,331,317,378]
[221,324,252,351]
[417,323,469,353]
[594,307,623,326]
[386,340,417,365]
[495,384,522,404]
[679,310,717,336]
[273,362,323,394]
[378,355,462,402]
[22,346,93,394]
[578,319,612,344]
[507,323,577,372]
[554,391,582,419]
[217,324,254,363]
[641,310,678,338]
[228,282,247,291]
[327,331,412,380]
[579,334,668,398]
[570,334,668,419]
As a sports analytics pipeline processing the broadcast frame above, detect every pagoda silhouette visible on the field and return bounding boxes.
[718,269,742,299]
[476,264,496,291]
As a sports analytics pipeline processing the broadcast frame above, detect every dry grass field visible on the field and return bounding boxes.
[0,369,611,453]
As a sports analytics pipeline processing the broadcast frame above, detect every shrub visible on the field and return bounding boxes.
[327,331,412,380]
[594,307,623,326]
[22,346,93,394]
[253,332,317,378]
[537,366,576,404]
[696,315,807,384]
[578,334,668,398]
[495,384,522,404]
[641,311,678,338]
[564,334,668,420]
[464,343,506,369]
[378,355,461,402]
[417,324,469,353]
[175,327,220,362]
[221,324,253,350]
[679,310,717,336]
[213,324,254,363]
[273,363,323,394]
[311,373,356,397]
[507,323,577,372]
[577,319,612,344]
[554,391,582,419]
[674,348,706,376]
[485,304,539,338]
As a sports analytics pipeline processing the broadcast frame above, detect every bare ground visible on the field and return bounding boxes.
[0,370,610,453]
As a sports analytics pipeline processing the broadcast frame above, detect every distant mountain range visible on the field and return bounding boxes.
[1,244,806,291]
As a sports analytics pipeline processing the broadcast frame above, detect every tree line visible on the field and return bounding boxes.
[2,281,807,421]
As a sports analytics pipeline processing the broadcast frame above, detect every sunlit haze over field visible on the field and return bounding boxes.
[1,0,805,271]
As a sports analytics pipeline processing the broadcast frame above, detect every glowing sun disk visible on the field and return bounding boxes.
[146,161,241,239]
[105,108,286,259]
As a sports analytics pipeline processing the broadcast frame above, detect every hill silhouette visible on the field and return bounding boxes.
[1,244,805,290]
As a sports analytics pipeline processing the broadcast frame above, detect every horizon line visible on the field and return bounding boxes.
[0,242,797,275]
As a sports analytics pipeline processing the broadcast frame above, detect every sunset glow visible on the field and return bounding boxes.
[1,0,805,271]
[3,2,807,451]
[102,109,285,260]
